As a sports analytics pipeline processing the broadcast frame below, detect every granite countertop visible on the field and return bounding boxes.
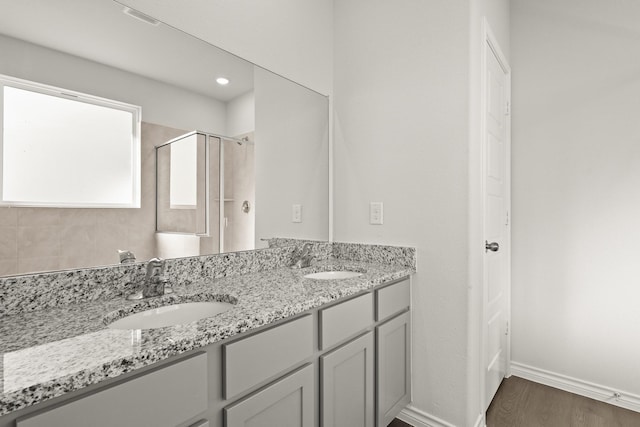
[0,259,414,417]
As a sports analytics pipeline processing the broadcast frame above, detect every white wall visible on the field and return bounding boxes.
[0,35,226,134]
[334,0,510,425]
[333,0,472,425]
[511,0,640,400]
[254,68,329,245]
[226,91,255,137]
[118,0,333,96]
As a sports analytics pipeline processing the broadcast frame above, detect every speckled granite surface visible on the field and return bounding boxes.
[0,245,306,317]
[332,242,416,268]
[0,242,415,417]
[267,238,417,269]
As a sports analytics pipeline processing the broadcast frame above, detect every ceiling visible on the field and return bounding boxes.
[0,0,254,102]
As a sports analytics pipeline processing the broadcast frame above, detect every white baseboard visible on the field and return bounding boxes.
[510,361,640,413]
[397,405,457,427]
[397,406,485,427]
[472,413,485,427]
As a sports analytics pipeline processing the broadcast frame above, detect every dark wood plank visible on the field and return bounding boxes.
[487,376,640,427]
[388,418,412,427]
[487,375,531,426]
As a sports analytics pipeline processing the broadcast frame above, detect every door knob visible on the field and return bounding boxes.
[485,241,499,252]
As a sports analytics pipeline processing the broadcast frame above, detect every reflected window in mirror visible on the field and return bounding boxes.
[0,74,141,208]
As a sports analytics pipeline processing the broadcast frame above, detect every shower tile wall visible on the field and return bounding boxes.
[224,133,255,253]
[0,122,184,276]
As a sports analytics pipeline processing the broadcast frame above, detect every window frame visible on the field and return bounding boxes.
[0,74,142,208]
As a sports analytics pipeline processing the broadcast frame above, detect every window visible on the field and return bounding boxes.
[0,75,141,208]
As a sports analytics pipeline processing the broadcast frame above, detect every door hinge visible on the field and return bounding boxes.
[505,321,509,336]
[505,101,510,116]
[505,211,509,226]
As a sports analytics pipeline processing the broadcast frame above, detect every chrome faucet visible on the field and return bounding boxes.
[126,258,173,300]
[291,243,314,269]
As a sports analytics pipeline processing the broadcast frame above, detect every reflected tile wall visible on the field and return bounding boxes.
[0,226,17,260]
[0,122,182,277]
[224,132,255,253]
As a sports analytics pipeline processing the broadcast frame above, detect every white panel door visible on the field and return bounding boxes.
[484,38,510,409]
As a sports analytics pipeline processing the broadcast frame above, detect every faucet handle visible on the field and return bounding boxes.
[118,250,136,264]
[145,258,165,280]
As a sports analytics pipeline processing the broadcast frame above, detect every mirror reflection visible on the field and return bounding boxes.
[0,0,329,277]
[155,131,256,258]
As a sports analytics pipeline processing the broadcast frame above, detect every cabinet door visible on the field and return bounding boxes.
[376,311,411,427]
[321,331,374,427]
[224,364,314,427]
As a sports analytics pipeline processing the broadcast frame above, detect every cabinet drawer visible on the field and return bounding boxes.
[17,353,208,427]
[320,293,373,350]
[223,315,313,399]
[376,278,410,321]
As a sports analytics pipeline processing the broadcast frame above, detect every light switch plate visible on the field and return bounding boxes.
[292,204,302,223]
[370,202,383,225]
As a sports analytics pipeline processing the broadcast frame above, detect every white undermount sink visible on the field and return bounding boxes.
[108,301,234,330]
[304,271,363,280]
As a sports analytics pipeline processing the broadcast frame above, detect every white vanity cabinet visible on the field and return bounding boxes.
[375,279,412,427]
[376,311,411,427]
[318,277,411,427]
[2,276,411,427]
[318,292,374,427]
[320,332,375,427]
[222,315,315,427]
[15,353,209,427]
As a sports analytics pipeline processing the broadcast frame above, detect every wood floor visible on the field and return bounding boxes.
[387,418,411,427]
[388,418,412,427]
[387,376,640,426]
[487,376,640,427]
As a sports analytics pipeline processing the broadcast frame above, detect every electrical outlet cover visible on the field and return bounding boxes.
[292,204,302,223]
[370,202,383,225]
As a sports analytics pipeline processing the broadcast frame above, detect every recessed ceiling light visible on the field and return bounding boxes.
[216,77,230,86]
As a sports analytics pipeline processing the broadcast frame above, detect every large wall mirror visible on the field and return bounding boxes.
[0,0,329,277]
